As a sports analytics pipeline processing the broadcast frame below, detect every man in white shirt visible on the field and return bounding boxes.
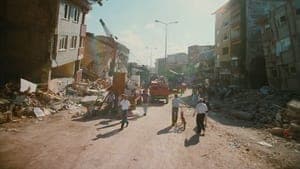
[119,94,130,130]
[193,98,208,136]
[171,94,185,126]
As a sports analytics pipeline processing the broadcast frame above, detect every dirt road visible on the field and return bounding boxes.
[0,92,299,169]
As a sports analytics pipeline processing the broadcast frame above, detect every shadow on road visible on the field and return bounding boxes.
[97,122,120,130]
[92,128,121,140]
[184,133,200,147]
[157,125,173,135]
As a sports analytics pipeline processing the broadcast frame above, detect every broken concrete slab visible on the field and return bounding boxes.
[20,78,37,93]
[33,107,45,118]
[286,100,300,119]
[80,96,98,104]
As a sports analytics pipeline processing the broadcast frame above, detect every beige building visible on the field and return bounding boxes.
[0,0,90,89]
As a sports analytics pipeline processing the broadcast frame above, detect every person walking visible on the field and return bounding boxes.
[171,94,185,126]
[193,98,208,136]
[119,94,130,130]
[141,89,149,116]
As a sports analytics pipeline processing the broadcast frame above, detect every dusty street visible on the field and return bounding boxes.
[0,92,299,169]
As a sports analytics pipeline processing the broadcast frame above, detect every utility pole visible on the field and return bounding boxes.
[155,20,178,72]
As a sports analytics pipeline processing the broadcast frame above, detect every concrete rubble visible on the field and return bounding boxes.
[0,77,113,124]
[213,86,300,141]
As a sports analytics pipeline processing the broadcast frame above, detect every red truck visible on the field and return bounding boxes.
[149,80,171,104]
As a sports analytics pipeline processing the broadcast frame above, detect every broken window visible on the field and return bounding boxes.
[59,35,68,50]
[222,47,229,55]
[70,36,77,49]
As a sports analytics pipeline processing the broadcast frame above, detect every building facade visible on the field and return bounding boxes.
[214,0,284,87]
[0,0,90,88]
[166,52,188,73]
[260,0,300,92]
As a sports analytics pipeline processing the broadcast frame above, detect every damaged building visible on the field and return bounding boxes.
[259,0,300,92]
[81,33,129,79]
[0,0,90,91]
[213,0,285,88]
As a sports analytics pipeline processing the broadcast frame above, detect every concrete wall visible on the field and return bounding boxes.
[0,0,58,83]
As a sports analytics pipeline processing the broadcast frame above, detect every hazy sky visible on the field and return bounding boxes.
[86,0,227,66]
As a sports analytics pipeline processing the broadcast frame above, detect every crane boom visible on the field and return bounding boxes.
[99,18,118,76]
[99,19,113,38]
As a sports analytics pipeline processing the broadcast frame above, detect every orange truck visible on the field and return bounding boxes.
[149,80,171,104]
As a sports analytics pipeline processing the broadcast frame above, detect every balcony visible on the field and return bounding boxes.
[80,24,87,37]
[78,47,84,60]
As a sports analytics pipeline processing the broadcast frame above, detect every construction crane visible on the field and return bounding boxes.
[99,19,118,76]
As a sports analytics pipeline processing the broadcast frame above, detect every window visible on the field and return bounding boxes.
[223,32,229,40]
[276,37,291,55]
[296,8,300,15]
[74,8,80,22]
[290,65,296,75]
[63,4,69,19]
[280,15,286,22]
[271,69,277,78]
[70,36,77,48]
[222,47,229,55]
[223,20,229,27]
[69,6,79,22]
[277,15,287,26]
[69,6,75,20]
[59,35,68,50]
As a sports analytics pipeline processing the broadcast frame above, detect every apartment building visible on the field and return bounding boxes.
[166,52,188,73]
[260,0,300,92]
[0,0,90,89]
[214,0,284,87]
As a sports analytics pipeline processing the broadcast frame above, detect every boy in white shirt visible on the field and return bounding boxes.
[119,94,130,130]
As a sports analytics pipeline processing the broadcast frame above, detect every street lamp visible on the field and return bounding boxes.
[155,20,178,66]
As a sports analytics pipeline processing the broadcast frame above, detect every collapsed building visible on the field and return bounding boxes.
[81,33,129,80]
[259,0,300,92]
[0,0,90,91]
[213,0,285,88]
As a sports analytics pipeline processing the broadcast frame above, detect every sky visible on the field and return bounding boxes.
[86,0,228,66]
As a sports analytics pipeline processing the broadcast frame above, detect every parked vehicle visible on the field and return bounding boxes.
[149,80,171,104]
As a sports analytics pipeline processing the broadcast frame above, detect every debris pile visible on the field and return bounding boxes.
[0,77,112,124]
[215,86,300,140]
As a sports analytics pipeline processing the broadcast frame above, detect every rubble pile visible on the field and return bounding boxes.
[218,86,300,140]
[0,78,112,124]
